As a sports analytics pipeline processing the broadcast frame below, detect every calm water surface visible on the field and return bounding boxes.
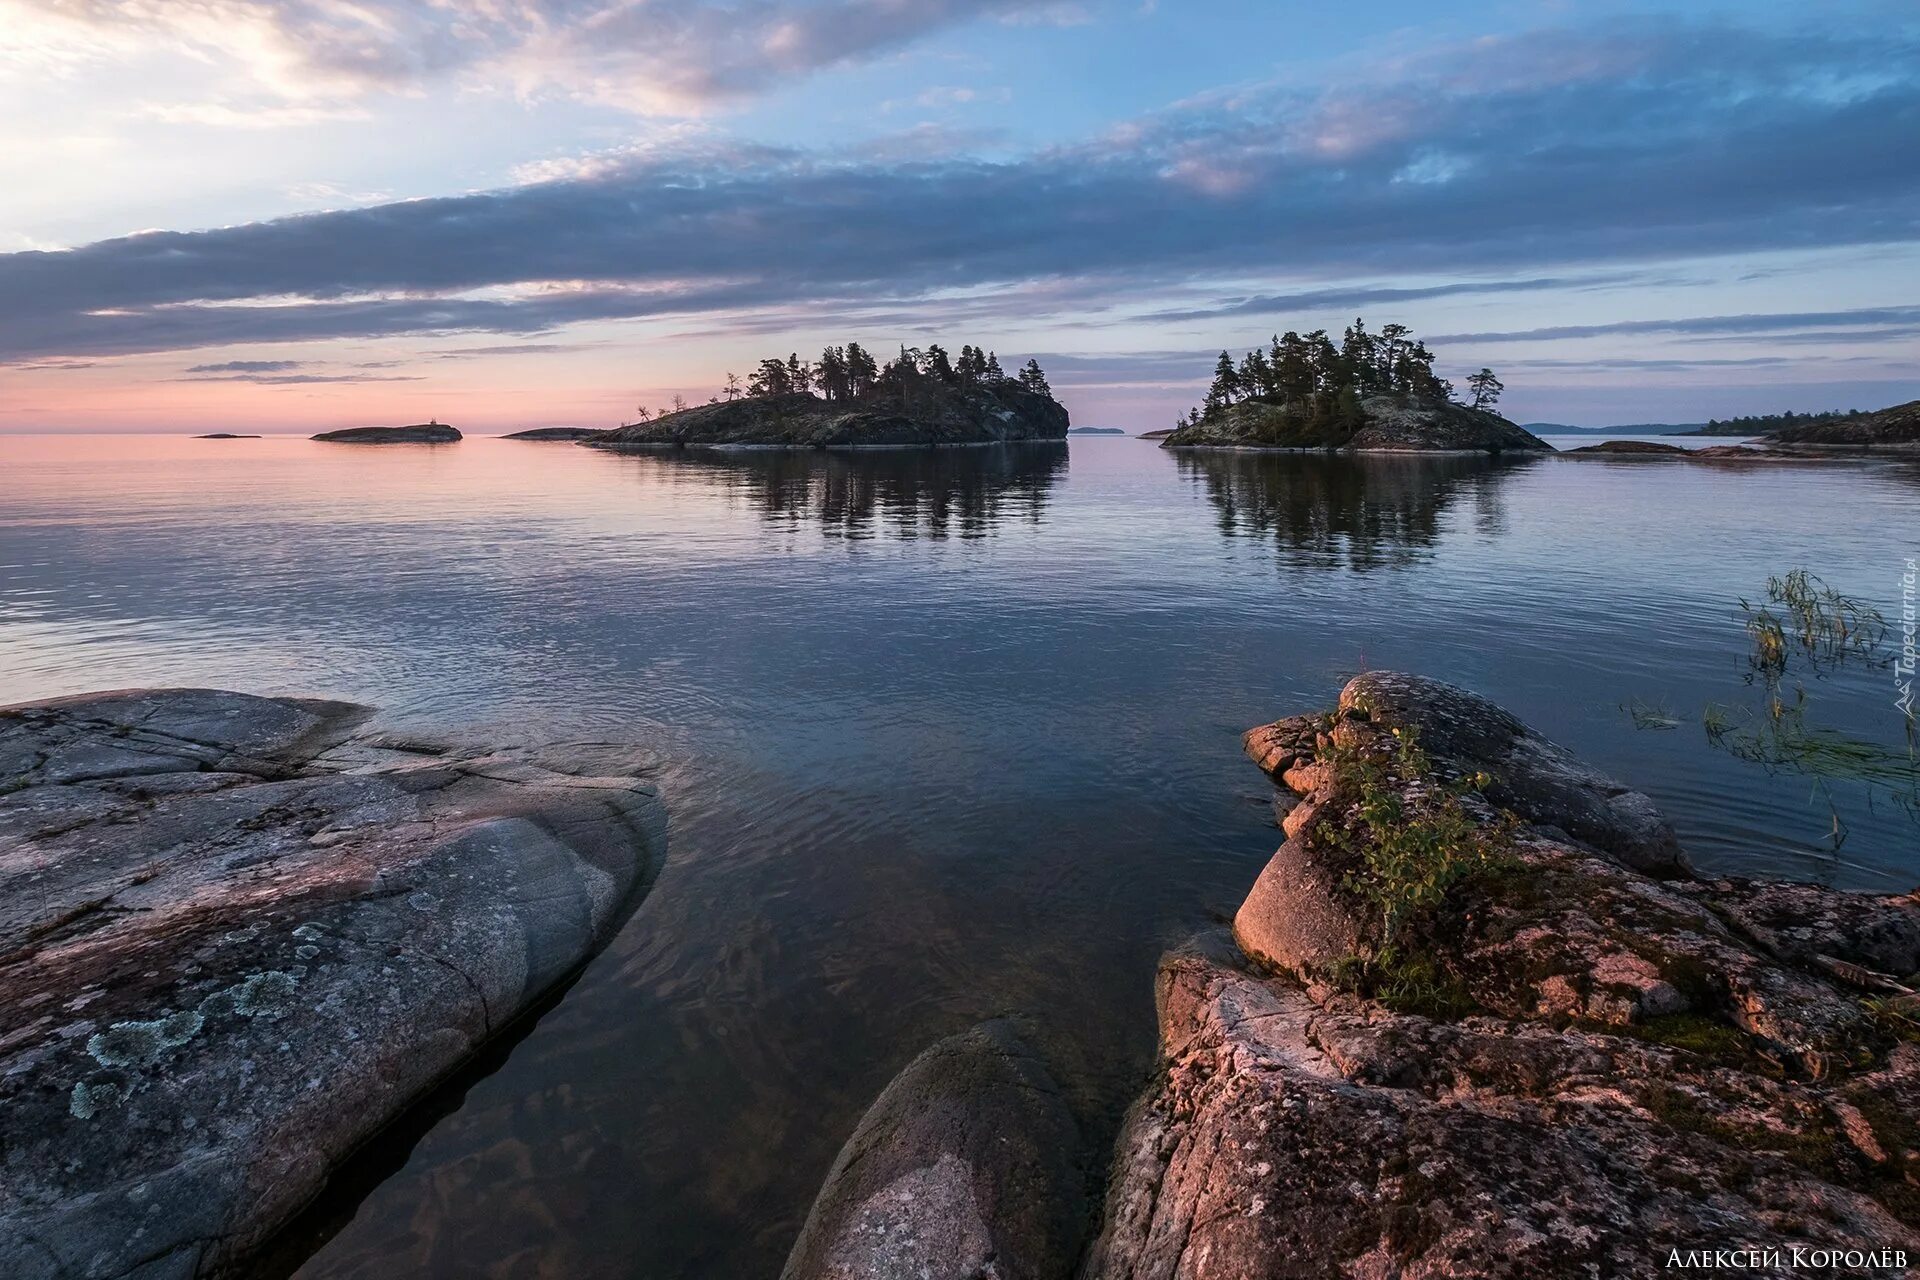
[2,433,1915,1277]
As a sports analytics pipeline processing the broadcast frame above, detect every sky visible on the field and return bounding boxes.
[2,0,1917,432]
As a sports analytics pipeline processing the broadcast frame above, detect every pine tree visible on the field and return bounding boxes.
[1341,318,1376,390]
[749,358,791,398]
[818,346,849,401]
[986,351,1005,382]
[785,353,813,395]
[1205,350,1239,417]
[1465,368,1504,410]
[925,343,956,383]
[1018,359,1051,396]
[844,342,878,398]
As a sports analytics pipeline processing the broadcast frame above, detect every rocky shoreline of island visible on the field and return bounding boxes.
[1158,322,1552,454]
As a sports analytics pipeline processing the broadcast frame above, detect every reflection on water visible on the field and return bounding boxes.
[0,434,1914,1279]
[612,443,1069,539]
[1176,449,1537,570]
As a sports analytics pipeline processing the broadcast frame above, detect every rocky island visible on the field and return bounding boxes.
[502,427,603,441]
[0,689,667,1279]
[1564,439,1691,454]
[587,342,1067,449]
[1764,398,1920,449]
[311,422,461,443]
[784,673,1920,1279]
[1160,322,1552,454]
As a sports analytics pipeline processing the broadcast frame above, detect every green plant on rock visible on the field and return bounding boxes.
[1324,726,1510,945]
[1315,724,1514,1012]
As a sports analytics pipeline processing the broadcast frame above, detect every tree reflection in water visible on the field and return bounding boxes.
[611,443,1070,540]
[1174,449,1542,570]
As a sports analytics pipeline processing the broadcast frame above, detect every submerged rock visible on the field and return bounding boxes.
[781,1020,1088,1280]
[1161,395,1552,454]
[1090,674,1920,1278]
[191,434,259,440]
[0,689,667,1279]
[587,383,1067,450]
[310,423,461,443]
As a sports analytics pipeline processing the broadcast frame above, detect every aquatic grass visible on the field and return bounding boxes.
[1742,569,1887,673]
[1742,603,1789,675]
[1672,570,1920,852]
[1622,697,1683,730]
[1706,690,1918,788]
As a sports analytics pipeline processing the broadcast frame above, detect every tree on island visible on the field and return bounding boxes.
[1466,368,1504,410]
[1700,407,1866,433]
[1176,319,1493,432]
[702,341,1050,408]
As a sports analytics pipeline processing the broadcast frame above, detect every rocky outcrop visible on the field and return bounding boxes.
[311,423,461,443]
[1766,400,1920,449]
[0,689,667,1280]
[1246,671,1686,876]
[781,1020,1088,1280]
[1161,395,1552,454]
[502,427,604,441]
[587,383,1068,450]
[1089,674,1920,1278]
[1564,439,1689,454]
[192,434,259,440]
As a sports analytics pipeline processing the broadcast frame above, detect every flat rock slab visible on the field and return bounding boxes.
[0,689,667,1280]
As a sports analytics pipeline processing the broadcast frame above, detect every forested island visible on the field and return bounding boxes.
[1683,408,1872,436]
[1160,320,1550,453]
[590,343,1067,449]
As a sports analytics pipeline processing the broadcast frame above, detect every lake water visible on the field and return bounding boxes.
[2,432,1915,1277]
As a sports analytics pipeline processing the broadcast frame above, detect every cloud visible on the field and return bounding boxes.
[1430,305,1920,345]
[429,343,586,358]
[184,359,305,372]
[177,370,424,383]
[7,0,1068,113]
[1,17,1916,362]
[136,100,372,128]
[1136,274,1644,324]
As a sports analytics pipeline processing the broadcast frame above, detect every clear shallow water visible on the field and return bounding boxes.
[2,433,1915,1277]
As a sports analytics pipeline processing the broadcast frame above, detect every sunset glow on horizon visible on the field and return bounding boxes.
[4,0,1918,433]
